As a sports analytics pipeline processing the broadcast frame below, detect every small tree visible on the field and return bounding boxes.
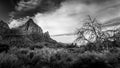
[74,15,120,51]
[74,15,102,45]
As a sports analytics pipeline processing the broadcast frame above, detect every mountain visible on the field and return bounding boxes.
[17,18,56,43]
[0,20,10,35]
[0,19,57,47]
[0,20,9,29]
[18,19,43,35]
[43,31,56,43]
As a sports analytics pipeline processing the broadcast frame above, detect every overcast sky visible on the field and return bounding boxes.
[1,0,120,43]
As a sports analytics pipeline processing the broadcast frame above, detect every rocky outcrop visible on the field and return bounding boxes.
[0,19,56,47]
[17,18,56,43]
[18,19,43,35]
[0,20,10,41]
[43,31,56,43]
[0,20,10,36]
[0,20,9,29]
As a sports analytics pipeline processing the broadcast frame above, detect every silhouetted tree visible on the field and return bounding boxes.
[75,15,102,45]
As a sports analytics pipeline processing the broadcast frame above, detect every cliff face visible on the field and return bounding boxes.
[0,19,56,47]
[18,19,43,35]
[0,21,10,35]
[43,31,56,43]
[17,18,56,43]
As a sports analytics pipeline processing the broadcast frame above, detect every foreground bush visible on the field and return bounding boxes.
[0,47,120,68]
[0,53,20,68]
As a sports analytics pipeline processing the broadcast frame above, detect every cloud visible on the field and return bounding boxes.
[10,0,65,19]
[33,1,100,35]
[9,0,120,43]
[10,0,120,34]
[0,0,20,21]
[10,0,120,20]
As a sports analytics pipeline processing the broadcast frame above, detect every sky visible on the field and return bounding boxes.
[1,0,120,43]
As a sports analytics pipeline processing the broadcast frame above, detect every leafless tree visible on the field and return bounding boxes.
[74,15,103,44]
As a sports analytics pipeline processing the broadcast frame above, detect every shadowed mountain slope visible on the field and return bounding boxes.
[0,19,56,47]
[17,18,56,43]
[18,19,43,35]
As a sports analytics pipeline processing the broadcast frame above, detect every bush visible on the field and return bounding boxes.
[1,46,120,68]
[0,53,20,68]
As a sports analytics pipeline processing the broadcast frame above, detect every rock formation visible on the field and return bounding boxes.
[0,20,10,36]
[18,19,43,35]
[0,19,56,47]
[17,18,56,43]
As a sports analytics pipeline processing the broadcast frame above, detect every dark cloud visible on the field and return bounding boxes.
[0,0,119,21]
[10,0,65,19]
[10,0,119,19]
[0,0,20,21]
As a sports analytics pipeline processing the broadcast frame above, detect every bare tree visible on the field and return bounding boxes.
[74,15,102,45]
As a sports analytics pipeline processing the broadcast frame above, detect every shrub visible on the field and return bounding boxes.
[0,53,20,68]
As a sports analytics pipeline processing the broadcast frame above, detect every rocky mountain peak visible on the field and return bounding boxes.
[17,18,56,43]
[18,18,43,34]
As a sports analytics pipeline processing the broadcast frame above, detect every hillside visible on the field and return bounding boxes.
[0,19,57,47]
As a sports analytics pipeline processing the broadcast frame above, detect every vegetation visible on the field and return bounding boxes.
[0,17,120,68]
[75,15,120,51]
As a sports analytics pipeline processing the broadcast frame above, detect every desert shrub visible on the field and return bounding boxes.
[65,44,77,48]
[13,48,38,68]
[37,42,59,48]
[15,48,30,54]
[68,50,120,68]
[70,52,105,68]
[29,48,56,68]
[50,49,76,68]
[29,42,64,49]
[67,47,86,53]
[32,48,57,62]
[0,43,10,53]
[0,53,20,68]
[29,42,46,50]
[1,47,120,68]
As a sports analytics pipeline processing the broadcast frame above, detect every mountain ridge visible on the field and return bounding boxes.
[0,19,57,47]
